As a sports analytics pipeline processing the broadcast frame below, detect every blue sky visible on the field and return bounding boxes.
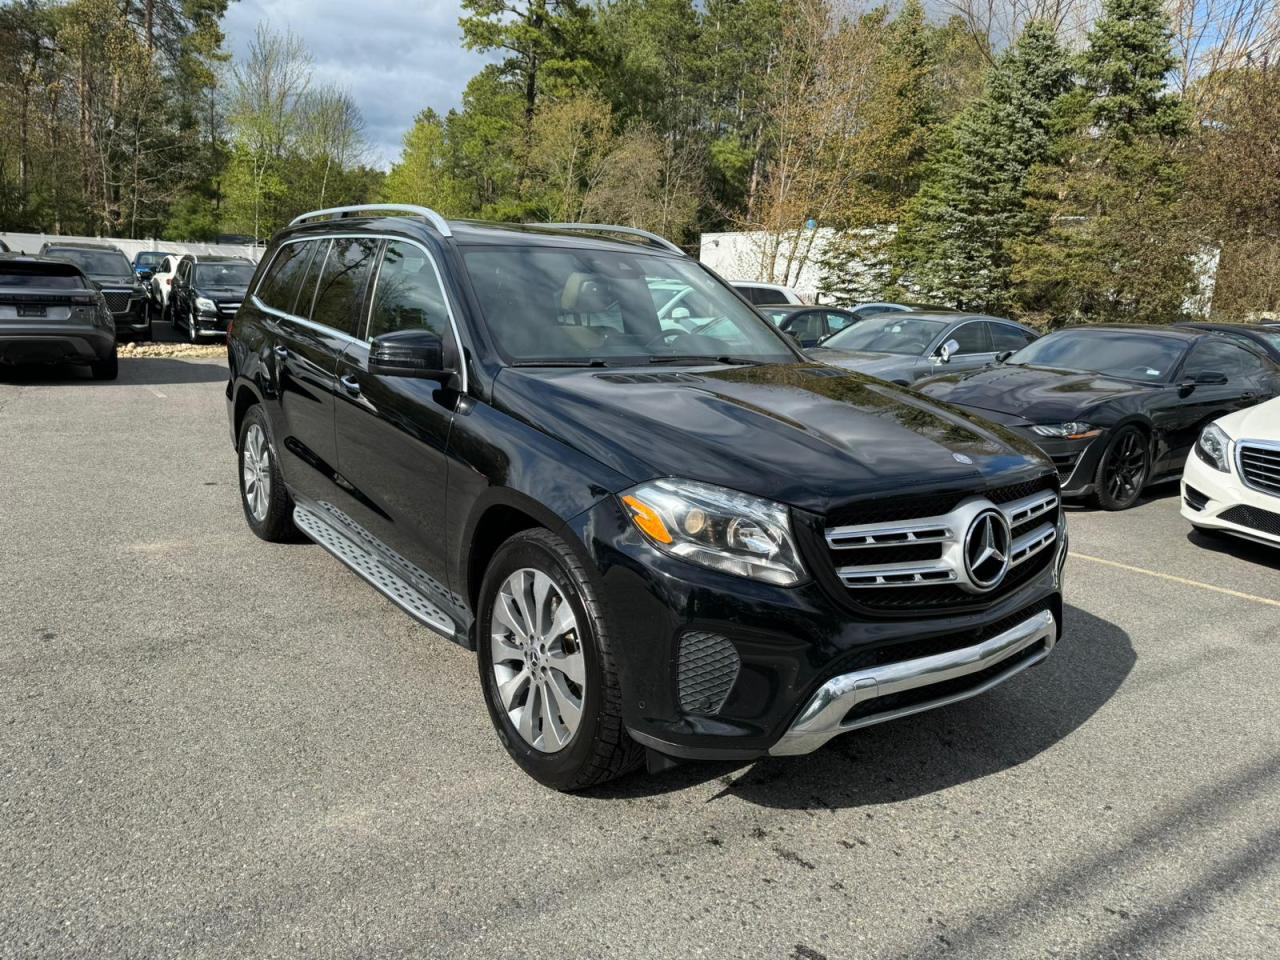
[223,0,490,169]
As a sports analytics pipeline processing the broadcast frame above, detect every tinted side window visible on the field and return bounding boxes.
[311,237,377,336]
[949,321,991,354]
[256,242,315,313]
[990,323,1034,351]
[293,240,328,319]
[1186,339,1267,378]
[368,241,451,340]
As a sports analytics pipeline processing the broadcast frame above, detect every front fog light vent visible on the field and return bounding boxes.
[677,631,741,715]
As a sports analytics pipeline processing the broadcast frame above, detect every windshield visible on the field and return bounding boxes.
[463,247,796,364]
[195,263,255,287]
[821,315,948,355]
[1007,330,1187,381]
[135,252,167,266]
[47,248,131,277]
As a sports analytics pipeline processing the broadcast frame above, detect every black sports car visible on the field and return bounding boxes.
[917,325,1280,509]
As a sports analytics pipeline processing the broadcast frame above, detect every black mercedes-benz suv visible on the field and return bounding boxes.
[226,205,1068,790]
[170,254,255,342]
[38,241,151,341]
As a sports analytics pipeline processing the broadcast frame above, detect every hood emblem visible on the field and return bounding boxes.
[962,509,1011,592]
[953,452,974,465]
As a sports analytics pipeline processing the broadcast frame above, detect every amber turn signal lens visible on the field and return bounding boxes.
[622,495,673,544]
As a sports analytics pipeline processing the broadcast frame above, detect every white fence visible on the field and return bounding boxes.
[0,232,263,263]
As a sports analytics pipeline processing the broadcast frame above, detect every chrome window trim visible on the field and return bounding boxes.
[252,232,469,393]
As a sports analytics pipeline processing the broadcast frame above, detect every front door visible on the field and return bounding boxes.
[332,238,460,607]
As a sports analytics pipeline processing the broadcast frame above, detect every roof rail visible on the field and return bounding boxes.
[290,204,452,237]
[533,223,685,256]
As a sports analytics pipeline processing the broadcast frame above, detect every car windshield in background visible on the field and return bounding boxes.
[821,315,948,355]
[1007,330,1186,381]
[462,247,795,364]
[195,263,255,287]
[47,249,131,277]
[135,252,167,266]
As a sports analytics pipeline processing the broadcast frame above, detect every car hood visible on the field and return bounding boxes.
[917,364,1158,424]
[806,347,920,381]
[494,363,1048,513]
[197,285,249,298]
[1218,395,1280,439]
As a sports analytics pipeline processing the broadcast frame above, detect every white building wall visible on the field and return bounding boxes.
[0,232,263,263]
[698,229,836,301]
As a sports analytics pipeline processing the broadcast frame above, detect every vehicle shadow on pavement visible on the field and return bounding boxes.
[1185,528,1280,571]
[591,605,1134,807]
[120,357,226,386]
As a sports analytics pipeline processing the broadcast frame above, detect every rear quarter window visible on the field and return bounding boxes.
[255,241,316,314]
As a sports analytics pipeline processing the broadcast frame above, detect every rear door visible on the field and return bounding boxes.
[333,238,460,598]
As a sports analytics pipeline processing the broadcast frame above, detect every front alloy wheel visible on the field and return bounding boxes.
[1094,425,1150,510]
[188,306,200,343]
[490,568,587,753]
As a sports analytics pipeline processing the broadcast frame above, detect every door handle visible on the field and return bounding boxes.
[339,374,361,396]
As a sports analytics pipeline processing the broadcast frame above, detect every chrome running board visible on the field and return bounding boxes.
[769,609,1057,756]
[293,502,462,641]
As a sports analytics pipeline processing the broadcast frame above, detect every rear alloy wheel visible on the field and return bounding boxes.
[477,529,642,790]
[237,406,296,542]
[1093,425,1150,510]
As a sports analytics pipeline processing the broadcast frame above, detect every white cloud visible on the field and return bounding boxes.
[222,0,493,168]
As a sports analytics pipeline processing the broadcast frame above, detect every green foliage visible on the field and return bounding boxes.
[891,22,1073,312]
[1011,0,1194,326]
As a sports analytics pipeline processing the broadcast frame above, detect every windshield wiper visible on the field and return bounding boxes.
[648,355,764,366]
[509,359,610,368]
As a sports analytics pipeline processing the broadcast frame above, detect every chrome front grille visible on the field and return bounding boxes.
[218,301,242,316]
[822,476,1061,612]
[1237,442,1280,497]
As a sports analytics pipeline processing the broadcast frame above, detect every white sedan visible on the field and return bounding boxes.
[149,254,181,313]
[1182,395,1280,548]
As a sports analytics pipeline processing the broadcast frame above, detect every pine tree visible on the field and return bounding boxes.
[1011,0,1193,325]
[891,21,1072,312]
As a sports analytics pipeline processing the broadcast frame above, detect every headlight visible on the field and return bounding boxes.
[620,478,806,586]
[1195,422,1231,472]
[1031,422,1101,440]
[196,296,217,313]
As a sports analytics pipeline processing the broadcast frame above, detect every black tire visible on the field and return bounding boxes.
[90,344,118,381]
[187,305,200,344]
[166,299,178,328]
[1092,425,1150,511]
[476,528,643,791]
[237,405,297,542]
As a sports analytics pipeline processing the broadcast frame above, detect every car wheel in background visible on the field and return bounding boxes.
[90,344,118,381]
[1093,425,1150,511]
[188,306,200,344]
[476,528,643,791]
[237,406,296,542]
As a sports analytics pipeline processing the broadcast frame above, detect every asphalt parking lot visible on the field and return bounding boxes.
[2,353,1278,960]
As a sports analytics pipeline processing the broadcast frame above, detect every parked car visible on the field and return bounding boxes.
[918,325,1280,510]
[1182,396,1280,548]
[731,281,804,306]
[759,304,864,347]
[0,254,117,379]
[168,254,254,342]
[148,253,181,315]
[849,301,958,318]
[132,250,172,284]
[1174,322,1280,363]
[37,240,150,341]
[227,205,1067,790]
[808,311,1038,385]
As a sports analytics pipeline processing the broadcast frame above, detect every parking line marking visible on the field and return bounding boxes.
[1071,552,1280,608]
[148,388,167,399]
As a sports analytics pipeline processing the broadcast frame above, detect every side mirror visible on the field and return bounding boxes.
[369,329,450,379]
[1195,370,1228,385]
[995,350,1014,363]
[935,338,961,363]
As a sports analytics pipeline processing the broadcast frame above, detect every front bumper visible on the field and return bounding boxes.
[1181,449,1280,547]
[569,496,1067,761]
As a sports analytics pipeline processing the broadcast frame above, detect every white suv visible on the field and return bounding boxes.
[1182,395,1280,548]
[731,281,805,306]
[149,254,181,314]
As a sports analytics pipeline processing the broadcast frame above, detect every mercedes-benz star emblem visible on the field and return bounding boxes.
[963,509,1011,592]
